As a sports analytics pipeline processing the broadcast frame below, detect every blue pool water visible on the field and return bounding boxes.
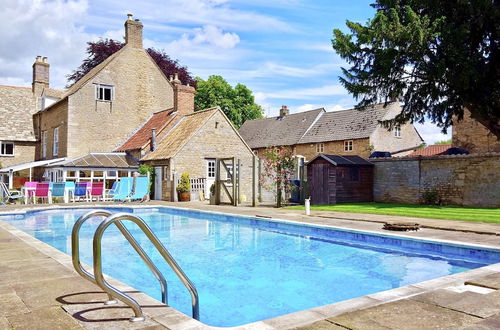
[1,207,499,327]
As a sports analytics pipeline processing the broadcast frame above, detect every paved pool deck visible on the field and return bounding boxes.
[0,201,499,329]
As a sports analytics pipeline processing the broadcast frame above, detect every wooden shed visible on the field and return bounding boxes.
[307,154,374,205]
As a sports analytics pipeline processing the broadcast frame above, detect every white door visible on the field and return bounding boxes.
[205,159,216,198]
[154,167,163,200]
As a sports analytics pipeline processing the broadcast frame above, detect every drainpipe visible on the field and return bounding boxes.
[151,128,157,151]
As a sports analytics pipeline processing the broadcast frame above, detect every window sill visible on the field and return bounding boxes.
[96,99,113,103]
[0,154,15,157]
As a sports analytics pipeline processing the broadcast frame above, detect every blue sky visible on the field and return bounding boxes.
[0,0,450,143]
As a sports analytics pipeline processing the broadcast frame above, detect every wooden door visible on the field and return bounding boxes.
[310,164,329,205]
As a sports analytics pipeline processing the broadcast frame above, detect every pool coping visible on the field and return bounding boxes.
[0,204,499,329]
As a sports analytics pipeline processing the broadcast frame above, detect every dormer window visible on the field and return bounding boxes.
[95,84,114,101]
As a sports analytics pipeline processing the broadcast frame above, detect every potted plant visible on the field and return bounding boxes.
[209,183,216,205]
[176,173,191,202]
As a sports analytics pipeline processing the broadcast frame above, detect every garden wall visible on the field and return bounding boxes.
[371,153,500,207]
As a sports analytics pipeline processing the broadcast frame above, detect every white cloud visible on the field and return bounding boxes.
[263,84,348,100]
[414,122,451,145]
[173,25,240,50]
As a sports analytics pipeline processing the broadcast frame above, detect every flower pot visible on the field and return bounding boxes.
[178,191,191,202]
[209,195,216,205]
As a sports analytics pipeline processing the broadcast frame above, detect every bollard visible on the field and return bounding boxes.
[305,198,310,216]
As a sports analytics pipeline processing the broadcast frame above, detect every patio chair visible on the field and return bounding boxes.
[73,182,88,202]
[51,182,66,203]
[33,183,50,204]
[129,177,150,201]
[104,181,120,201]
[112,177,132,201]
[0,182,23,204]
[65,182,75,202]
[89,182,104,201]
[23,181,38,203]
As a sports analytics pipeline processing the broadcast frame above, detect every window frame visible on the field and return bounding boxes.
[0,141,14,157]
[394,126,401,137]
[206,159,216,179]
[41,131,47,158]
[316,143,324,153]
[344,140,353,152]
[53,127,59,156]
[95,84,114,102]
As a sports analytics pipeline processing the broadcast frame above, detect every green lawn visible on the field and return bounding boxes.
[286,203,500,223]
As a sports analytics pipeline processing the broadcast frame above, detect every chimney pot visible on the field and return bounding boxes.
[127,13,133,20]
[151,128,157,151]
[169,75,174,82]
[42,56,48,63]
[36,55,42,62]
[279,105,289,117]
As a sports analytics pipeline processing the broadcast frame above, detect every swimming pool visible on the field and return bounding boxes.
[1,206,499,327]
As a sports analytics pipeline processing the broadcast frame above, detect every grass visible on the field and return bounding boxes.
[286,202,500,223]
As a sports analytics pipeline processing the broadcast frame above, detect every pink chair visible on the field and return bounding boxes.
[23,182,38,204]
[33,183,50,204]
[89,182,104,201]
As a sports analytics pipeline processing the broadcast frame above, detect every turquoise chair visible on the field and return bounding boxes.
[51,182,66,203]
[129,177,150,201]
[105,181,120,201]
[112,177,133,201]
[65,182,75,202]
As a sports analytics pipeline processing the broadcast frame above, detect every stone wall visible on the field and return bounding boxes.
[34,99,68,160]
[294,138,371,160]
[171,111,256,202]
[452,109,500,153]
[0,142,36,168]
[66,46,174,158]
[372,154,500,207]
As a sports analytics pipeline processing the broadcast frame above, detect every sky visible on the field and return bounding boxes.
[0,0,451,144]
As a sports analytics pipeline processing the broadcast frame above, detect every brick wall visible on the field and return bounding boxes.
[452,109,500,153]
[372,154,500,207]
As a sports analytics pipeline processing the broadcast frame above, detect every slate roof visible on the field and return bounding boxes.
[115,108,176,151]
[238,108,325,149]
[406,144,451,157]
[298,103,393,144]
[142,107,219,161]
[48,152,139,169]
[308,154,374,166]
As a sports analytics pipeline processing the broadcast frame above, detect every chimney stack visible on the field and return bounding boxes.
[151,128,157,151]
[279,105,289,117]
[172,73,195,116]
[124,14,143,48]
[32,55,50,95]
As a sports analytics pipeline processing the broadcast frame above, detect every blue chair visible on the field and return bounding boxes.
[105,181,120,201]
[73,182,88,202]
[51,183,66,203]
[112,178,133,201]
[65,182,75,202]
[129,177,150,201]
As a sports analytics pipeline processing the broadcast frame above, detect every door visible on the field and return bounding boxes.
[154,167,162,200]
[205,159,216,198]
[311,164,329,205]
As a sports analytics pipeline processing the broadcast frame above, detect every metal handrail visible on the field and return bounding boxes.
[71,210,168,314]
[92,213,200,322]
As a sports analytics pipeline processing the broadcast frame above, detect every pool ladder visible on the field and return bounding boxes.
[71,210,200,322]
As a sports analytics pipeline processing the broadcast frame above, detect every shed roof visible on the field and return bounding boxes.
[298,103,393,144]
[142,107,219,161]
[308,154,374,167]
[48,152,139,169]
[238,108,325,149]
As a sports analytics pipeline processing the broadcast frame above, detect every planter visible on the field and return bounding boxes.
[177,191,191,202]
[209,195,216,205]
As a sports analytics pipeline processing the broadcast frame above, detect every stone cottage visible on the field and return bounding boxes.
[239,102,423,160]
[122,107,256,202]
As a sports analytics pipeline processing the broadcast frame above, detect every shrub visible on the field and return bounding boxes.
[210,183,215,196]
[422,188,440,205]
[176,173,191,193]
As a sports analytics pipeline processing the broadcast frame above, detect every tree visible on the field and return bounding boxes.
[67,39,196,87]
[434,139,452,145]
[332,0,500,138]
[194,75,263,128]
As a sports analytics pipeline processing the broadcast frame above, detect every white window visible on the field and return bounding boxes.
[0,141,14,156]
[316,143,324,153]
[394,126,401,137]
[53,127,59,156]
[207,159,216,178]
[41,131,47,158]
[95,84,114,101]
[344,140,353,152]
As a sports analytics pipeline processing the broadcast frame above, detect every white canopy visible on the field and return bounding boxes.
[0,158,66,188]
